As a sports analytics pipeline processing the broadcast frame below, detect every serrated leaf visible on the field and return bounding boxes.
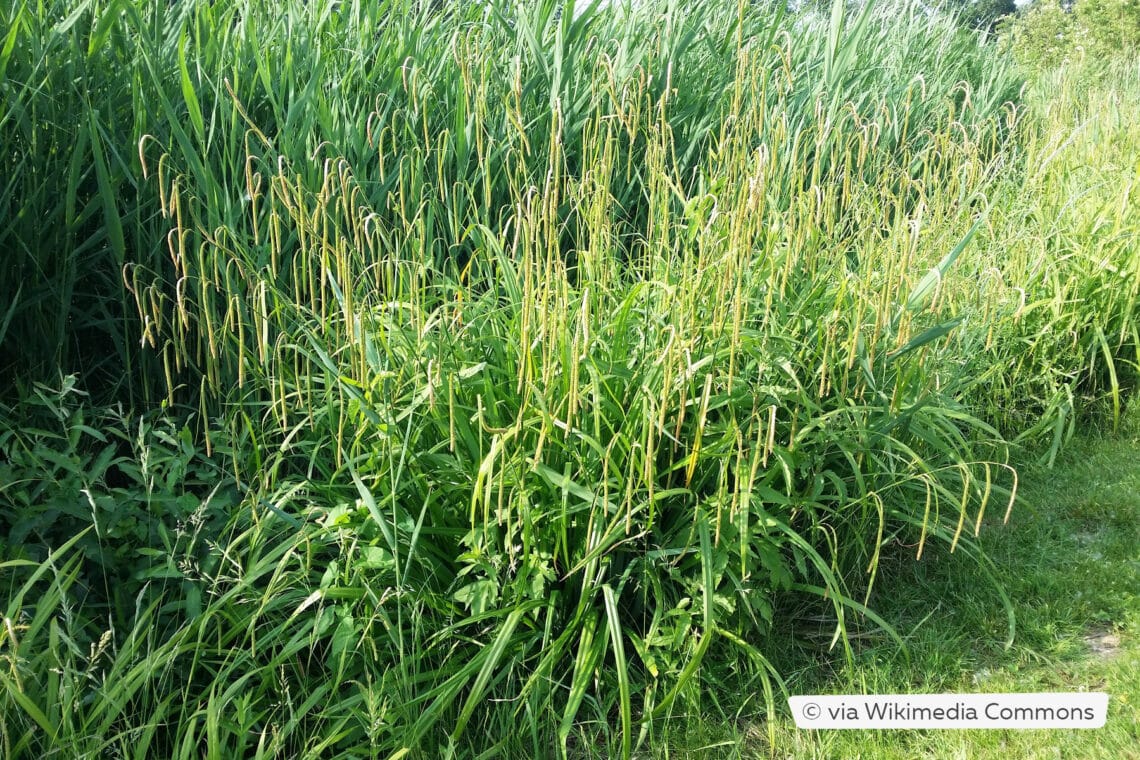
[454,579,499,616]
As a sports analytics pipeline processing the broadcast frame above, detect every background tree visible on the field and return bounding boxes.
[1072,0,1140,55]
[940,0,1019,32]
[1004,0,1140,68]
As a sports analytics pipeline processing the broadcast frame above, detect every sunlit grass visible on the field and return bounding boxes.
[1,0,1138,757]
[676,403,1140,759]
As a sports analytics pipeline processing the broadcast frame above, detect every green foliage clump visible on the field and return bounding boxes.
[1,0,1138,756]
[0,377,231,613]
[1003,0,1140,69]
[940,0,1019,32]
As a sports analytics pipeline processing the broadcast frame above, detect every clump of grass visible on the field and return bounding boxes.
[954,55,1140,463]
[126,0,1028,751]
[2,0,1139,757]
[702,398,1140,760]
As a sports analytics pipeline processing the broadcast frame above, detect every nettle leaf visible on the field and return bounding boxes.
[754,540,794,590]
[791,544,810,579]
[714,592,736,615]
[747,592,774,626]
[627,631,659,678]
[454,579,500,616]
[520,552,555,600]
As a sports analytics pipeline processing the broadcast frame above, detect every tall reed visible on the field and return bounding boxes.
[3,0,1138,756]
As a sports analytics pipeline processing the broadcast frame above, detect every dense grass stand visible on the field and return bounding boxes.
[1,0,1137,757]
